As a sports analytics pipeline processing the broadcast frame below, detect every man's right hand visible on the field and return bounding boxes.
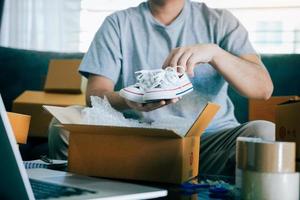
[86,74,180,112]
[124,98,179,112]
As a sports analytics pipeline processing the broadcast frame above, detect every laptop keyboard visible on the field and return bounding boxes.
[30,179,96,199]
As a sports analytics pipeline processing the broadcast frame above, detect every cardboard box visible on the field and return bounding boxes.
[249,96,299,122]
[13,90,85,137]
[44,59,87,93]
[7,112,31,144]
[44,103,220,184]
[276,100,300,158]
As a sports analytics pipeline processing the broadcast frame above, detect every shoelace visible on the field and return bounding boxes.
[135,69,163,91]
[135,66,185,91]
[162,66,184,86]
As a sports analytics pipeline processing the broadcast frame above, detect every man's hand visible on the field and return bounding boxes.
[87,75,181,112]
[163,44,218,76]
[124,98,179,112]
[163,43,273,100]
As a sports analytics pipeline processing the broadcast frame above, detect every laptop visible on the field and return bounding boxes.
[0,95,167,200]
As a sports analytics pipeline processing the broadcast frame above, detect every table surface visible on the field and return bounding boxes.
[26,160,239,200]
[133,175,240,200]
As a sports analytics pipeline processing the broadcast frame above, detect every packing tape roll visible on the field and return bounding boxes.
[241,170,299,200]
[236,137,295,172]
[235,167,242,189]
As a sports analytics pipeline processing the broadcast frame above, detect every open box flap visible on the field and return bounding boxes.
[43,105,182,138]
[43,105,84,124]
[278,98,300,105]
[44,102,220,138]
[63,124,182,138]
[185,102,220,137]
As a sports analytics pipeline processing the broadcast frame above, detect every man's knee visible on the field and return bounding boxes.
[48,118,69,160]
[241,120,275,140]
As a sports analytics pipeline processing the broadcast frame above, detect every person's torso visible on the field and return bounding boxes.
[112,0,240,132]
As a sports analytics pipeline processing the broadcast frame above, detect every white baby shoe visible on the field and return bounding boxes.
[119,69,164,103]
[143,66,193,102]
[119,66,193,103]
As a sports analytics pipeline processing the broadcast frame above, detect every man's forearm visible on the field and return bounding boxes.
[210,45,273,100]
[85,75,170,112]
[85,75,131,110]
[86,90,130,111]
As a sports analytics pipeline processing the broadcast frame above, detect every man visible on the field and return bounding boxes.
[49,0,275,176]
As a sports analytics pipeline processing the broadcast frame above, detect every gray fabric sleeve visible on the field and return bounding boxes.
[218,10,257,56]
[79,16,122,84]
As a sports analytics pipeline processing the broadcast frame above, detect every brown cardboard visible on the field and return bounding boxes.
[44,102,220,184]
[13,90,85,137]
[275,100,300,159]
[249,96,299,122]
[44,59,87,93]
[7,112,31,144]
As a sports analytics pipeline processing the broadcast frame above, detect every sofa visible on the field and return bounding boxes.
[1,46,300,159]
[0,47,83,160]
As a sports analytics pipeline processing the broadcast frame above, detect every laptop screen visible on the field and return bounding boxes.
[0,95,34,200]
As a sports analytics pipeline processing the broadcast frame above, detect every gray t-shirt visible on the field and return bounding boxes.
[79,0,256,135]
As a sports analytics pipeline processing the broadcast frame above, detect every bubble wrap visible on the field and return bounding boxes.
[81,96,193,137]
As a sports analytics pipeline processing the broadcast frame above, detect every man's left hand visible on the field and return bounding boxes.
[162,44,219,76]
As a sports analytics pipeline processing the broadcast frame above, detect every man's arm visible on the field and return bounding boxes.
[163,44,273,100]
[86,75,127,110]
[211,46,273,100]
[86,74,177,111]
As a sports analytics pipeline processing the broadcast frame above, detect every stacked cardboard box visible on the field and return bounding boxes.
[249,96,300,172]
[7,112,31,144]
[275,99,300,165]
[249,96,298,122]
[12,59,86,137]
[44,59,87,93]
